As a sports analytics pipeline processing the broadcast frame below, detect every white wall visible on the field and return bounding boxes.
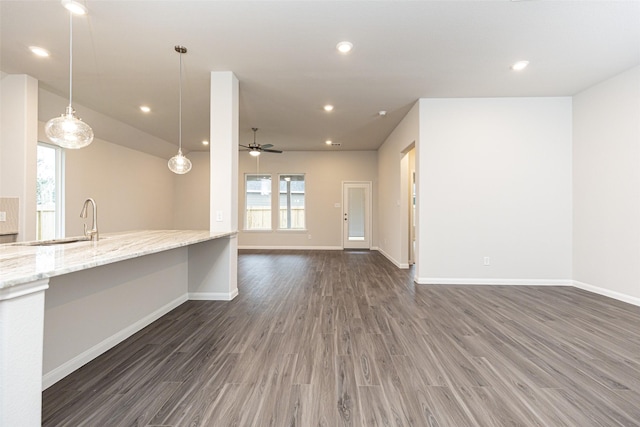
[573,65,640,304]
[377,102,419,269]
[238,150,377,249]
[174,151,210,230]
[0,74,38,241]
[61,129,176,235]
[417,97,573,284]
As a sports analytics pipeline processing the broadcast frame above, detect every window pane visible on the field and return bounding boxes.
[245,174,272,230]
[347,187,365,240]
[279,174,305,229]
[37,144,60,240]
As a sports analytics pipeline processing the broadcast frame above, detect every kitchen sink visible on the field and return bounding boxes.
[16,237,92,246]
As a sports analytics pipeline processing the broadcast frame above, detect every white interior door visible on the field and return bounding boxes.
[343,182,371,249]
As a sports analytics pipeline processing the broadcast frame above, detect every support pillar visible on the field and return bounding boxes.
[0,280,49,427]
[206,71,239,299]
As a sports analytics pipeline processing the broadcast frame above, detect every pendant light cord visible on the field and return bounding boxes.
[68,12,73,109]
[178,50,183,153]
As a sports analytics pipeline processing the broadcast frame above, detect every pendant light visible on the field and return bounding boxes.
[45,1,94,149]
[168,45,192,174]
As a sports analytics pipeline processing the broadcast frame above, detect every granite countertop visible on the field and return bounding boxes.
[0,230,236,289]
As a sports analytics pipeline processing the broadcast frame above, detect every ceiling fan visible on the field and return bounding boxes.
[240,128,283,156]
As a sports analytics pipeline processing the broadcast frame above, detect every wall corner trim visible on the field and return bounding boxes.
[189,290,239,301]
[571,280,640,307]
[414,278,572,286]
[376,248,410,269]
[237,245,342,251]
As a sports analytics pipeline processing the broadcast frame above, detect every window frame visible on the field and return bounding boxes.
[36,142,65,240]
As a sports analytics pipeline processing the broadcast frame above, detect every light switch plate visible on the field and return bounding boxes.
[0,211,6,222]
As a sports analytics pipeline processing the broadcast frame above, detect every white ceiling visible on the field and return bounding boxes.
[1,0,639,157]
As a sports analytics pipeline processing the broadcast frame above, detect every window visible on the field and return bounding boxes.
[245,174,272,230]
[279,174,305,229]
[36,143,64,240]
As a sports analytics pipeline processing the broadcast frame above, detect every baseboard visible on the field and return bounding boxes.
[572,280,640,307]
[238,245,342,250]
[415,277,572,286]
[375,247,410,269]
[189,288,239,301]
[42,294,188,390]
[413,277,639,306]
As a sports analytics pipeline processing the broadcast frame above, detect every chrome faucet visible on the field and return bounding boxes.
[80,198,99,241]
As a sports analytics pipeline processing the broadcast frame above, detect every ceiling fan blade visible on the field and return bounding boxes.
[262,148,283,153]
[239,144,251,149]
[261,144,274,149]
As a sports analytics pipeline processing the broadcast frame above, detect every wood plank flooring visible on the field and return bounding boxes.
[43,250,640,426]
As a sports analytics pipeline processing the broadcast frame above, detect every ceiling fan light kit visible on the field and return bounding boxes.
[240,128,283,156]
[61,0,87,16]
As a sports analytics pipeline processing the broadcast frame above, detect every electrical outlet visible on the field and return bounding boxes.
[483,257,490,266]
[216,211,223,222]
[0,211,5,222]
[308,234,312,240]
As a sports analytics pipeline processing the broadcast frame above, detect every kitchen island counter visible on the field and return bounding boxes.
[0,229,238,427]
[0,229,235,288]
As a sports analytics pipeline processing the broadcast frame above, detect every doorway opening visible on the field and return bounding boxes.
[401,144,416,266]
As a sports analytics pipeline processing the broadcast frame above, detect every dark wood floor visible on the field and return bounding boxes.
[43,250,640,426]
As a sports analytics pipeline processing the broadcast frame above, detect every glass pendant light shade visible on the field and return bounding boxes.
[168,149,192,174]
[45,106,94,149]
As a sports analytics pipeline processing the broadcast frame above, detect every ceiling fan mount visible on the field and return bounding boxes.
[240,128,283,156]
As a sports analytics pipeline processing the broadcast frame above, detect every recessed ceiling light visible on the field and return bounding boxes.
[324,105,334,112]
[336,41,353,54]
[139,105,151,113]
[29,46,50,57]
[325,140,332,145]
[202,140,209,146]
[378,110,387,117]
[61,0,88,15]
[511,60,529,71]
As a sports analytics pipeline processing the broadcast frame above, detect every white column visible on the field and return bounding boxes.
[202,71,238,299]
[0,74,38,241]
[0,280,49,427]
[210,71,239,232]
